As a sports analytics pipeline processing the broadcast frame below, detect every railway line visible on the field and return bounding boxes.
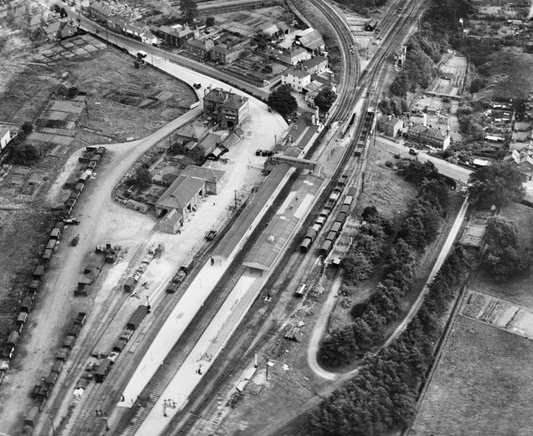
[149,0,432,434]
[42,1,429,435]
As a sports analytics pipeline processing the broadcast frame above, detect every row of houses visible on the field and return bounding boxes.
[377,115,452,150]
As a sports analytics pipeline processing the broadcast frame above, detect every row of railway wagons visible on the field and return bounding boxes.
[300,186,356,255]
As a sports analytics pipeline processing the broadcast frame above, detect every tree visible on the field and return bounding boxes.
[10,143,40,165]
[314,87,337,113]
[483,217,530,281]
[205,16,215,27]
[180,0,198,24]
[468,162,524,209]
[267,85,297,118]
[135,167,152,190]
[21,122,33,135]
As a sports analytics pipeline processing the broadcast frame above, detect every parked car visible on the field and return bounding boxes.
[193,82,202,89]
[409,148,418,156]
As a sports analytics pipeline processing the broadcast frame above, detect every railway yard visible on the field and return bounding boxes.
[0,0,479,435]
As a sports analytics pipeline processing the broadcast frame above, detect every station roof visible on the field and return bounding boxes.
[243,174,323,271]
[212,163,292,261]
[243,215,300,271]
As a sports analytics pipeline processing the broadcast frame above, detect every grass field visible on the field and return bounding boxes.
[412,202,533,435]
[412,315,533,436]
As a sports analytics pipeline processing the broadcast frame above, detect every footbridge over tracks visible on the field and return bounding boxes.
[271,154,321,174]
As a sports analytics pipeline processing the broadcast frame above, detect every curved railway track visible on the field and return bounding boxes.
[42,1,428,435]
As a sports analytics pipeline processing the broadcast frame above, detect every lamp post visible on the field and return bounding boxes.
[48,415,57,436]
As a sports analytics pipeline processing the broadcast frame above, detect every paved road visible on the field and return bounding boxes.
[67,9,270,100]
[375,135,472,184]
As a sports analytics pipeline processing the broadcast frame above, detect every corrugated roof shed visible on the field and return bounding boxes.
[212,163,292,261]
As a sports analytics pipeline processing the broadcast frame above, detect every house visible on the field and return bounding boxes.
[261,23,279,37]
[43,21,61,41]
[158,209,182,234]
[377,116,403,138]
[87,2,113,23]
[203,89,249,128]
[281,68,312,92]
[123,23,159,45]
[155,24,194,47]
[61,23,79,40]
[185,38,214,58]
[174,121,208,145]
[294,28,325,55]
[276,21,290,36]
[278,47,310,66]
[211,43,244,65]
[0,127,12,151]
[408,124,451,150]
[301,56,328,74]
[155,165,224,219]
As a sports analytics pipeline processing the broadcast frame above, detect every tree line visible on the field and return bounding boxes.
[319,161,450,368]
[310,246,467,435]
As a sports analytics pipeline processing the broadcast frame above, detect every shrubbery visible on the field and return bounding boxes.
[319,161,450,368]
[312,247,466,436]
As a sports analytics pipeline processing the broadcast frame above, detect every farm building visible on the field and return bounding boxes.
[203,88,249,128]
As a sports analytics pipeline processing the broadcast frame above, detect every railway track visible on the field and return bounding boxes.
[153,1,432,435]
[110,173,298,436]
[50,2,428,435]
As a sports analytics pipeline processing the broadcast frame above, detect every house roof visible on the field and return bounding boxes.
[302,56,327,70]
[45,21,61,36]
[223,94,247,110]
[186,38,211,49]
[204,89,248,110]
[276,22,290,32]
[378,116,402,128]
[175,121,208,141]
[286,68,311,79]
[157,175,205,211]
[409,124,448,140]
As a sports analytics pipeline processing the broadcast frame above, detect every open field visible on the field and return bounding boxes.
[0,34,196,144]
[411,315,533,436]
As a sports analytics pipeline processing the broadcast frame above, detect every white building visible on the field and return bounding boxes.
[281,68,311,92]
